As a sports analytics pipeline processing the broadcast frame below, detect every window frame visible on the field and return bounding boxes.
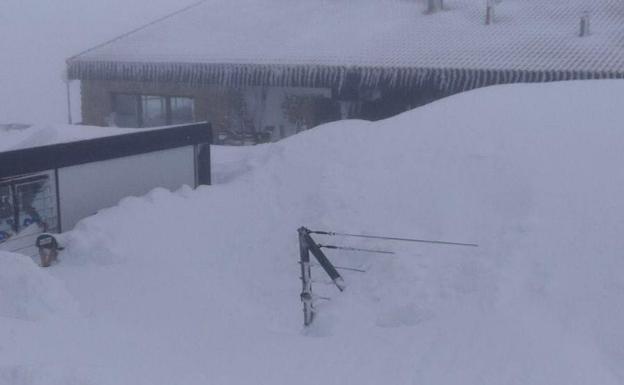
[111,93,195,128]
[0,172,59,245]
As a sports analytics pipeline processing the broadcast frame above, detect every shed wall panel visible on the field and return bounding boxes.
[58,146,195,231]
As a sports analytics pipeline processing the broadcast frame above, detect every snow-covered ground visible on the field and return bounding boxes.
[2,80,624,384]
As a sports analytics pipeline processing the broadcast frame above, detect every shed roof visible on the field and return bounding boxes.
[0,123,212,179]
[68,0,624,88]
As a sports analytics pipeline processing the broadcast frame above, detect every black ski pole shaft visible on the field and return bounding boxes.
[319,244,395,255]
[302,232,345,292]
[310,230,478,248]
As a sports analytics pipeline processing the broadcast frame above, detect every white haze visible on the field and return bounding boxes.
[0,0,195,125]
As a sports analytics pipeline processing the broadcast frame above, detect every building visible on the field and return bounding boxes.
[0,123,211,256]
[67,0,624,142]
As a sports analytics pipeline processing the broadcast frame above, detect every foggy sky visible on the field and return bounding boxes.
[0,0,196,125]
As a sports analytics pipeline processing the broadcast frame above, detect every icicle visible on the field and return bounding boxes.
[370,68,376,88]
[405,68,411,88]
[445,68,455,92]
[466,70,474,90]
[452,68,460,91]
[532,71,539,83]
[324,67,330,87]
[468,70,479,90]
[478,69,485,88]
[374,67,379,88]
[360,68,366,89]
[458,68,466,90]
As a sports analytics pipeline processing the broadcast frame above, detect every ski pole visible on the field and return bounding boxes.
[307,262,367,273]
[310,230,478,248]
[318,244,395,255]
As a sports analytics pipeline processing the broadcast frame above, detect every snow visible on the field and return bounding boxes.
[0,251,77,320]
[71,0,624,73]
[3,80,624,384]
[0,124,138,152]
[0,123,201,153]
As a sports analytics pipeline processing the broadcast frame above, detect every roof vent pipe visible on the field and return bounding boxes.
[426,0,443,14]
[580,11,590,37]
[485,0,501,25]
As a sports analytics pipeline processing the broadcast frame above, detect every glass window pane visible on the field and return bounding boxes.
[142,95,168,127]
[113,94,140,128]
[0,185,15,243]
[170,97,195,125]
[15,177,56,233]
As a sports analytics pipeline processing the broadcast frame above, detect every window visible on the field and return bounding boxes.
[112,94,195,128]
[170,97,195,125]
[0,173,58,245]
[112,94,140,128]
[141,95,168,127]
[0,185,15,243]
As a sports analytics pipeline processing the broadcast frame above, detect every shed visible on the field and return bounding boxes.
[0,122,212,256]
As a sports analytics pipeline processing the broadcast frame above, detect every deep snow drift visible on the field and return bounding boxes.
[2,80,624,384]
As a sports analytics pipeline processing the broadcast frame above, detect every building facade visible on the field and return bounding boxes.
[68,0,624,142]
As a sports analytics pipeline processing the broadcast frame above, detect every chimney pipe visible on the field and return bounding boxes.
[485,3,494,25]
[580,12,590,37]
[426,0,443,14]
[427,0,436,14]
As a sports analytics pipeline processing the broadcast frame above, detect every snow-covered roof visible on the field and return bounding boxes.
[68,0,624,89]
[0,124,135,153]
[0,123,212,180]
[0,123,210,153]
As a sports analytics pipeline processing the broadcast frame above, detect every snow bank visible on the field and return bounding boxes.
[4,80,624,384]
[0,252,76,320]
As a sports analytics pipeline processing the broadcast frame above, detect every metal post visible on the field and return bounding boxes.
[65,80,73,125]
[426,0,436,14]
[298,227,314,327]
[580,12,590,37]
[36,234,59,268]
[485,3,494,25]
